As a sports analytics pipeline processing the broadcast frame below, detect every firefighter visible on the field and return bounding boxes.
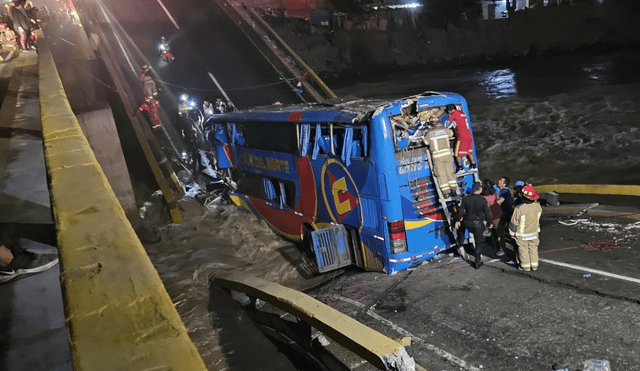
[424,118,459,199]
[135,96,162,132]
[445,104,477,174]
[509,185,542,271]
[138,64,158,98]
[159,36,175,61]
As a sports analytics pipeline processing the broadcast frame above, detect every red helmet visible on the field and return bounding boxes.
[522,185,540,200]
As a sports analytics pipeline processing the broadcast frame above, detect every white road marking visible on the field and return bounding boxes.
[207,72,231,102]
[156,0,180,30]
[539,258,640,284]
[331,294,481,371]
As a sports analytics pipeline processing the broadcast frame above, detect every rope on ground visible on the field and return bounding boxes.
[558,218,590,226]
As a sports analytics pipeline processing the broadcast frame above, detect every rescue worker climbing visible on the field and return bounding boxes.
[159,36,175,61]
[179,94,192,117]
[509,185,542,271]
[424,118,459,199]
[138,64,158,98]
[135,96,162,132]
[445,104,477,174]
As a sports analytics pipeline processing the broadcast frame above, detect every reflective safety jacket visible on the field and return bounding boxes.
[425,126,454,159]
[203,103,214,118]
[137,99,162,130]
[509,202,542,240]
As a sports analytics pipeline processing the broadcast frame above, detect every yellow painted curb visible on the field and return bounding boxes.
[536,184,640,197]
[216,274,417,370]
[37,31,206,370]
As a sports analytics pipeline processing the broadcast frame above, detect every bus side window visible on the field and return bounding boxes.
[262,176,294,208]
[313,124,336,156]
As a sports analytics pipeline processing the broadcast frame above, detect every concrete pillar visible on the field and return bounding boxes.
[76,103,136,211]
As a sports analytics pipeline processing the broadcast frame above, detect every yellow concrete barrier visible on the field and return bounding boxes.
[216,274,418,370]
[535,184,640,197]
[37,32,206,370]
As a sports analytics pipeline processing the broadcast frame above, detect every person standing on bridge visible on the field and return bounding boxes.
[509,185,542,272]
[1,236,58,283]
[445,104,476,175]
[138,64,158,98]
[135,96,162,132]
[10,0,33,51]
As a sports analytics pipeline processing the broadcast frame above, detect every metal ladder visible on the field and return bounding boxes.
[424,148,459,239]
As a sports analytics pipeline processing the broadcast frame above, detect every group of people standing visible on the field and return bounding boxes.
[1,0,38,53]
[456,177,542,272]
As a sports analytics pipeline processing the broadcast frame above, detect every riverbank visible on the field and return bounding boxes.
[257,1,640,79]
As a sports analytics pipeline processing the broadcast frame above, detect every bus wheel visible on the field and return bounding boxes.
[297,224,320,274]
[301,224,316,259]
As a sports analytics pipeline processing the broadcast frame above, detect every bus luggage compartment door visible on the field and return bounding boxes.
[311,225,352,273]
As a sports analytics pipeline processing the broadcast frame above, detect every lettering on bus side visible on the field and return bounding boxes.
[238,153,291,174]
[397,155,425,175]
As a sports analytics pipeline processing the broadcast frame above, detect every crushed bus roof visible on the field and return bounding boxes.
[207,91,461,125]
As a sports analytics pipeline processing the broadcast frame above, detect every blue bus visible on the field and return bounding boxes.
[205,92,478,274]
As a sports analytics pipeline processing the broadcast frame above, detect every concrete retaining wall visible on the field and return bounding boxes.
[37,31,206,371]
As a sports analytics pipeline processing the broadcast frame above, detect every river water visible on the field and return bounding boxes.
[142,48,640,370]
[329,48,640,187]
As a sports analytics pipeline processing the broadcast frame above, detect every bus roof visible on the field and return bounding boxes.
[208,91,465,124]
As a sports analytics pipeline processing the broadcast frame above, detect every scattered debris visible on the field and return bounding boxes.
[583,359,611,371]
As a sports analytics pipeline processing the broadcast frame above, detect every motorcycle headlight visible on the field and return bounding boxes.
[180,94,188,102]
[189,101,195,107]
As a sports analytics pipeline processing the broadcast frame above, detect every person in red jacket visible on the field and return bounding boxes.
[159,36,175,61]
[445,104,477,174]
[136,96,162,131]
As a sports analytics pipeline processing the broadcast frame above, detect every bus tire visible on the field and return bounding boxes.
[300,224,316,259]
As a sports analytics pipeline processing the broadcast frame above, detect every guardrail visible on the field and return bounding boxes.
[216,273,423,371]
[37,31,206,370]
[536,184,640,197]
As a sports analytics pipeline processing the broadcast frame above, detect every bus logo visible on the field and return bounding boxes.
[321,160,362,227]
[328,172,358,222]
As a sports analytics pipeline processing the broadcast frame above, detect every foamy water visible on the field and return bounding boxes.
[330,49,640,185]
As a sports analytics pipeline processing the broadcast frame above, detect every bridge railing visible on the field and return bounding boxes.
[37,31,206,370]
